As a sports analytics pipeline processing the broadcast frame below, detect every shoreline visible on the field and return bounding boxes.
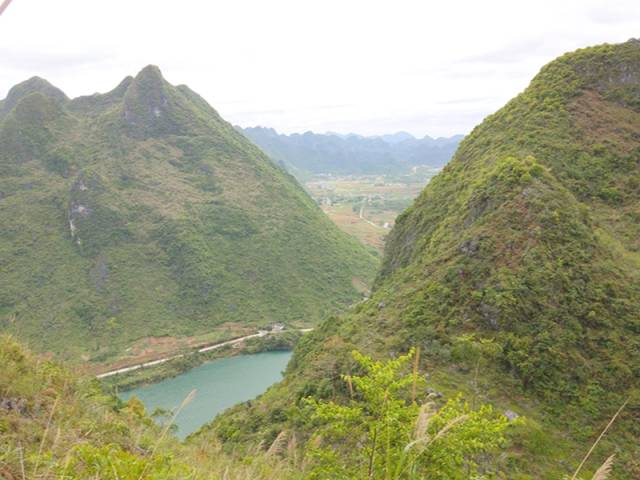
[99,329,310,391]
[96,330,272,379]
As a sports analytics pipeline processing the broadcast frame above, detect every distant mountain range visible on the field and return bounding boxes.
[239,127,463,176]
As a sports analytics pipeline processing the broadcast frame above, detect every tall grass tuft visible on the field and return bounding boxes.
[591,454,615,480]
[267,431,288,457]
[136,389,196,480]
[570,398,628,480]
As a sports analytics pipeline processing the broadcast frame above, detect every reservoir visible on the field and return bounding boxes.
[119,350,292,439]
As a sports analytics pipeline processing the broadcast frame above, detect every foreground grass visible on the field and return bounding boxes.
[0,334,629,479]
[0,334,299,480]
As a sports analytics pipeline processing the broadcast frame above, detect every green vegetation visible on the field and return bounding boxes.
[211,40,640,478]
[1,38,638,479]
[0,335,625,479]
[1,335,545,480]
[303,349,510,480]
[0,66,377,362]
[0,334,300,479]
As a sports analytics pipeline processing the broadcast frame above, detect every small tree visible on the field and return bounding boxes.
[452,334,502,407]
[305,349,510,480]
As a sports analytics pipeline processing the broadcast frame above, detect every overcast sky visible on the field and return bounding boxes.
[1,0,638,137]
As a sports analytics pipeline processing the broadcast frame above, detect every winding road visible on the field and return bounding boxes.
[96,328,312,379]
[359,196,382,228]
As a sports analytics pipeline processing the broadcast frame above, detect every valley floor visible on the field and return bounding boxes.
[304,168,440,251]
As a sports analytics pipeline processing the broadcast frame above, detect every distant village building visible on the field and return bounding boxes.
[271,323,285,332]
[383,222,390,229]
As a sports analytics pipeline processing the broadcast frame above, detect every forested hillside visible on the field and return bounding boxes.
[0,66,377,362]
[211,40,640,479]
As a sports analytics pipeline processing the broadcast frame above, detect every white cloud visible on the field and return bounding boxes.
[0,0,638,137]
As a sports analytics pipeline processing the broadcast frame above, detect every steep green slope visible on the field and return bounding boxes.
[377,40,640,395]
[0,66,377,362]
[209,40,640,478]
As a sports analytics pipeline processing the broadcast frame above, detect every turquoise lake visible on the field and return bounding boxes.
[119,350,292,439]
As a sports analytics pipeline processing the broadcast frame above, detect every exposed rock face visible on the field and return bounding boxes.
[464,196,489,227]
[459,237,481,256]
[503,410,520,421]
[90,258,109,292]
[0,397,27,414]
[122,65,190,138]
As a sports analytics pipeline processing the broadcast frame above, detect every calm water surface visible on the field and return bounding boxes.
[120,351,292,439]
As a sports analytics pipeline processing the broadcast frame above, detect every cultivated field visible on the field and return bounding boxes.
[305,167,440,251]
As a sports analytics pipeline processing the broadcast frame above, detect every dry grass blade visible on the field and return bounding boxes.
[136,389,197,480]
[591,454,615,480]
[254,439,265,455]
[570,398,628,480]
[178,389,197,411]
[413,402,435,440]
[345,375,354,398]
[287,431,298,465]
[267,431,288,457]
[404,414,469,453]
[428,414,469,444]
[412,346,420,403]
[310,434,323,449]
[18,443,26,480]
[32,394,60,478]
[40,426,62,480]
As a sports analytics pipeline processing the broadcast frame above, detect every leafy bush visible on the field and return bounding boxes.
[304,349,510,479]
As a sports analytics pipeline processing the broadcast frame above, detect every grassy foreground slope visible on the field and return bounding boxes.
[0,335,516,480]
[0,334,302,480]
[208,40,640,478]
[0,66,377,362]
